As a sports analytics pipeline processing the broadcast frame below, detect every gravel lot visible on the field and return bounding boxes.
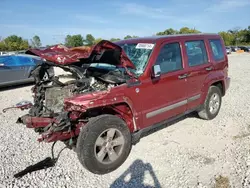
[0,53,250,188]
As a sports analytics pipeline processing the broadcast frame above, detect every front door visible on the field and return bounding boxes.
[140,41,188,128]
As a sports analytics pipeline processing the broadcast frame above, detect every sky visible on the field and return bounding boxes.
[1,0,250,45]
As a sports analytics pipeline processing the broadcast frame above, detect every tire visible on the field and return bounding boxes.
[76,114,132,174]
[198,86,222,120]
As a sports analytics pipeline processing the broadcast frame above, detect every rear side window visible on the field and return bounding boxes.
[155,42,183,74]
[185,40,208,67]
[209,39,224,61]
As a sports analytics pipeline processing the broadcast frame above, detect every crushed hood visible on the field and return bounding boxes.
[26,40,136,69]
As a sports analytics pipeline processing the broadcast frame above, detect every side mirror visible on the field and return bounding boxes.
[151,65,161,78]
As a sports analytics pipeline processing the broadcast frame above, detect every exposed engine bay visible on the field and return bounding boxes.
[29,61,130,117]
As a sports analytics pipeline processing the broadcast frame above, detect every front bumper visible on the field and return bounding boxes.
[17,114,81,143]
[17,115,54,128]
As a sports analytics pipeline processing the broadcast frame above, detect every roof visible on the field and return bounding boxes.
[116,33,220,44]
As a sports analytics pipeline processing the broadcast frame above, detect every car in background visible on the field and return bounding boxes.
[226,46,232,54]
[0,54,45,87]
[230,46,240,52]
[238,46,250,52]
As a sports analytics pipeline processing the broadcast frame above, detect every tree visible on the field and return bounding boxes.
[20,40,29,50]
[156,27,200,36]
[124,35,138,39]
[110,38,120,42]
[85,34,95,46]
[0,41,6,51]
[228,27,241,46]
[246,26,250,43]
[31,35,41,48]
[156,28,178,35]
[179,27,200,34]
[65,34,84,47]
[94,38,103,44]
[218,31,234,46]
[4,35,29,51]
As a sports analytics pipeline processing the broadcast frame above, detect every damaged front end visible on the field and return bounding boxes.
[17,40,135,146]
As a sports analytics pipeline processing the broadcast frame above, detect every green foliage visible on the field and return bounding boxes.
[156,28,178,35]
[3,26,250,51]
[65,34,84,47]
[218,26,250,46]
[85,34,95,46]
[110,38,120,42]
[218,31,234,46]
[0,41,6,51]
[20,40,29,50]
[124,35,139,39]
[94,38,103,44]
[31,35,42,48]
[0,35,29,51]
[179,27,200,34]
[156,27,200,35]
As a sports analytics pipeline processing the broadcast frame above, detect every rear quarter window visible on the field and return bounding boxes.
[185,40,208,67]
[209,39,224,62]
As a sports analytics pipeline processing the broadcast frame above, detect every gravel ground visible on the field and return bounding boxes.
[0,52,250,188]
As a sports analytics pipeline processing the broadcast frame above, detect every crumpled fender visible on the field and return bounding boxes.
[64,91,137,115]
[64,90,140,132]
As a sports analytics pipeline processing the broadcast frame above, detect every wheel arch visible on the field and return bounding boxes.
[82,99,138,133]
[201,71,226,103]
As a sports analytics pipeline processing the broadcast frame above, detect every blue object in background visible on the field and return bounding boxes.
[0,54,42,87]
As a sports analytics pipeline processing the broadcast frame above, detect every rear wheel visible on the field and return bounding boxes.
[198,86,222,120]
[76,114,131,174]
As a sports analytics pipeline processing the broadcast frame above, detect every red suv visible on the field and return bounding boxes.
[16,34,230,174]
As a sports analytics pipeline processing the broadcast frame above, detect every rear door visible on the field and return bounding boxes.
[140,40,188,128]
[183,39,213,110]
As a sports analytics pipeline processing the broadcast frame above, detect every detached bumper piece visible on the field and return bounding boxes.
[16,115,54,128]
[17,113,81,143]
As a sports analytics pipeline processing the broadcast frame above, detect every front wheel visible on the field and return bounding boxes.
[198,86,222,120]
[76,114,132,174]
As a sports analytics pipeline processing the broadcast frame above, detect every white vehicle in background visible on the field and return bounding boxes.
[0,52,8,56]
[226,46,232,54]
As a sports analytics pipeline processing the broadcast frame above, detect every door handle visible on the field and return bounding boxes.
[205,67,213,71]
[178,73,189,79]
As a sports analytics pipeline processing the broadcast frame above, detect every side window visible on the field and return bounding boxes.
[155,42,182,74]
[209,39,224,61]
[185,40,208,67]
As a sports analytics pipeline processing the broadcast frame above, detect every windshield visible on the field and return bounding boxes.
[118,43,154,75]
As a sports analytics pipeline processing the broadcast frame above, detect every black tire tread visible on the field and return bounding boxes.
[76,114,131,174]
[198,86,222,120]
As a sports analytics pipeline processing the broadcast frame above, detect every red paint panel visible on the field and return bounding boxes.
[26,40,135,69]
[22,116,54,128]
